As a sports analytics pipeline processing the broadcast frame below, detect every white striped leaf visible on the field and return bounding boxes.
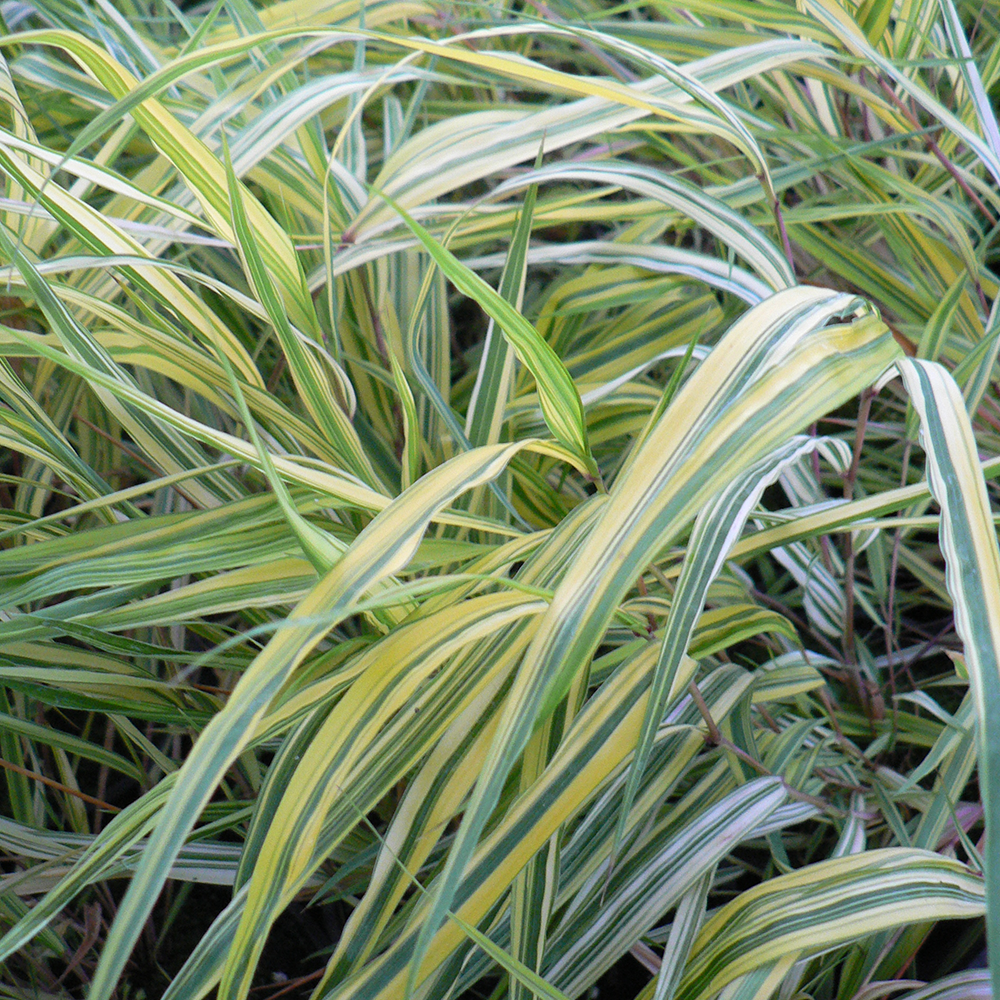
[896,357,1000,998]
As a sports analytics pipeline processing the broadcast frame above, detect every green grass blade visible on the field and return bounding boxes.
[897,357,1000,1000]
[372,188,596,476]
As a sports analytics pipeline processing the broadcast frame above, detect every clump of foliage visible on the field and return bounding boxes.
[0,1,998,999]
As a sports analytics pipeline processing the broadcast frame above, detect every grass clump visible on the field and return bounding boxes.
[0,1,998,999]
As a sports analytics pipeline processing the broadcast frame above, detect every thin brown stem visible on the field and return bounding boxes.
[75,414,203,508]
[357,271,389,364]
[842,388,874,670]
[687,681,846,816]
[843,388,875,501]
[872,72,998,227]
[0,757,120,813]
[92,718,117,835]
[251,970,324,1000]
[773,191,797,277]
[522,0,638,81]
[55,902,102,986]
[884,440,912,725]
[635,573,658,634]
[687,679,722,742]
[811,424,836,573]
[265,353,288,394]
[750,586,845,663]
